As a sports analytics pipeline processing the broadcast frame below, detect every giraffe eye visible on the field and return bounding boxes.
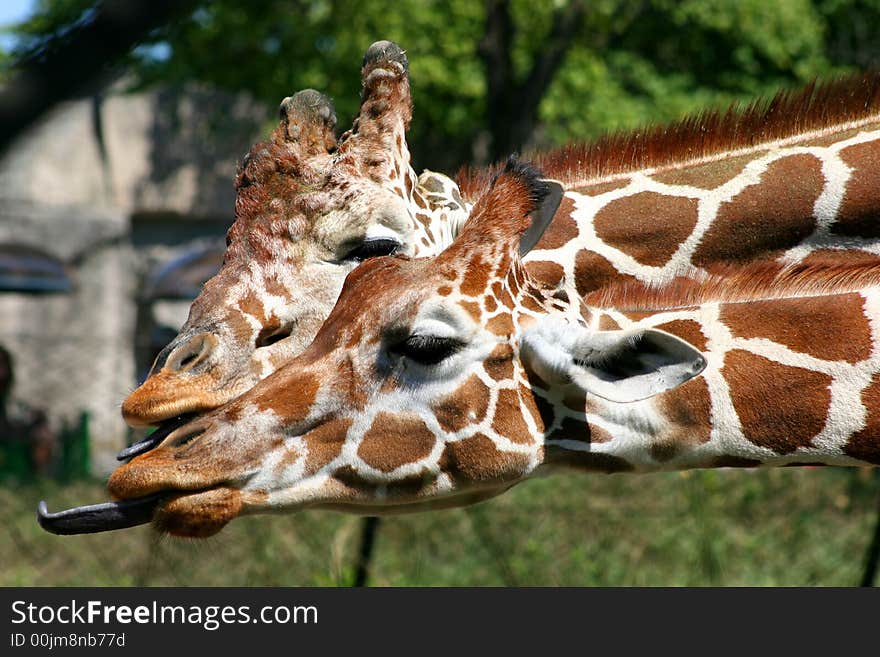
[345,238,400,261]
[391,334,464,366]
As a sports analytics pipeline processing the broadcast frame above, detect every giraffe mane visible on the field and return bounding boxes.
[584,260,880,311]
[457,71,880,199]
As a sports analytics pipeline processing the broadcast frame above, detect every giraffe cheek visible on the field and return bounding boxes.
[153,488,243,538]
[357,413,436,472]
[439,433,531,484]
[434,375,491,433]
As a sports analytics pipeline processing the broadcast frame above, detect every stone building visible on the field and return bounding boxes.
[0,85,267,474]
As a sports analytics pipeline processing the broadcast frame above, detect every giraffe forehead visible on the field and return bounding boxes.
[312,187,417,246]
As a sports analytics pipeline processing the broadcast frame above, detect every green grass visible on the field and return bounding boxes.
[3,467,877,586]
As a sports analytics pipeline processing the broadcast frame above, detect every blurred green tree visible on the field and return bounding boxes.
[4,0,879,170]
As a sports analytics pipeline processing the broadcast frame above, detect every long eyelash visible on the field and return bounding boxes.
[346,238,400,261]
[392,335,463,366]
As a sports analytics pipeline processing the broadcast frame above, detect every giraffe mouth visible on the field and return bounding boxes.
[115,414,197,461]
[36,493,166,535]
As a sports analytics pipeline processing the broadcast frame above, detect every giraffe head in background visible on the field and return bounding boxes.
[93,159,704,537]
[121,41,469,435]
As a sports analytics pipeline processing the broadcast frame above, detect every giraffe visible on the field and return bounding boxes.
[119,41,470,444]
[122,62,880,445]
[38,158,880,537]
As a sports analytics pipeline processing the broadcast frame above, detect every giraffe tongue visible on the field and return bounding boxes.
[36,494,164,535]
[116,414,195,461]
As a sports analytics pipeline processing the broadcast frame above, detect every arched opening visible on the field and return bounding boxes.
[0,243,73,294]
[0,243,79,479]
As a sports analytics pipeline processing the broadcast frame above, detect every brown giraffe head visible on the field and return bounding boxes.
[121,41,469,433]
[41,159,705,537]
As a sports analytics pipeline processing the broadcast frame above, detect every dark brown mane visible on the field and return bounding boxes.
[457,72,880,200]
[584,260,880,311]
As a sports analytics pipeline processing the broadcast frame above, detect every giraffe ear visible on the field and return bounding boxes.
[519,179,564,257]
[521,320,707,403]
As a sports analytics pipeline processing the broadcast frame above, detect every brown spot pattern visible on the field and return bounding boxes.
[357,413,436,472]
[652,153,753,189]
[485,343,515,381]
[525,261,565,290]
[798,249,880,269]
[692,154,823,268]
[832,140,880,238]
[461,300,482,320]
[654,376,713,461]
[238,291,269,324]
[519,384,546,434]
[227,311,256,345]
[439,433,530,482]
[724,350,831,454]
[844,375,880,465]
[533,196,579,250]
[486,312,515,336]
[257,373,319,422]
[461,255,490,297]
[654,319,708,352]
[303,418,353,475]
[720,294,870,363]
[492,389,535,444]
[521,293,544,313]
[433,375,491,433]
[573,179,630,196]
[574,251,640,297]
[594,192,699,266]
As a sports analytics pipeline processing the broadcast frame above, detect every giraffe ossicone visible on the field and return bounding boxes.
[120,40,470,430]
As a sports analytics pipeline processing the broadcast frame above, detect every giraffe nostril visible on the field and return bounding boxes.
[166,333,219,373]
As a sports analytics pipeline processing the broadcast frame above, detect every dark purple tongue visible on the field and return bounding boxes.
[116,415,194,461]
[37,494,164,535]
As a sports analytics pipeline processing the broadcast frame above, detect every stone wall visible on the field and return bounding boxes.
[0,85,267,474]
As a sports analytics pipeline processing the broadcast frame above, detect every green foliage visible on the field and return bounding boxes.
[4,469,876,585]
[6,0,96,60]
[539,0,847,144]
[5,0,878,169]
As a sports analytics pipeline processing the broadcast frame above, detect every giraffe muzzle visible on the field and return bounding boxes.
[36,494,164,535]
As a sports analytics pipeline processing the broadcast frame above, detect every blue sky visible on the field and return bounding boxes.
[0,0,33,28]
[0,0,34,51]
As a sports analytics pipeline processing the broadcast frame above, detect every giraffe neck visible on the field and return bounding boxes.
[453,74,880,300]
[536,278,880,474]
[522,123,880,308]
